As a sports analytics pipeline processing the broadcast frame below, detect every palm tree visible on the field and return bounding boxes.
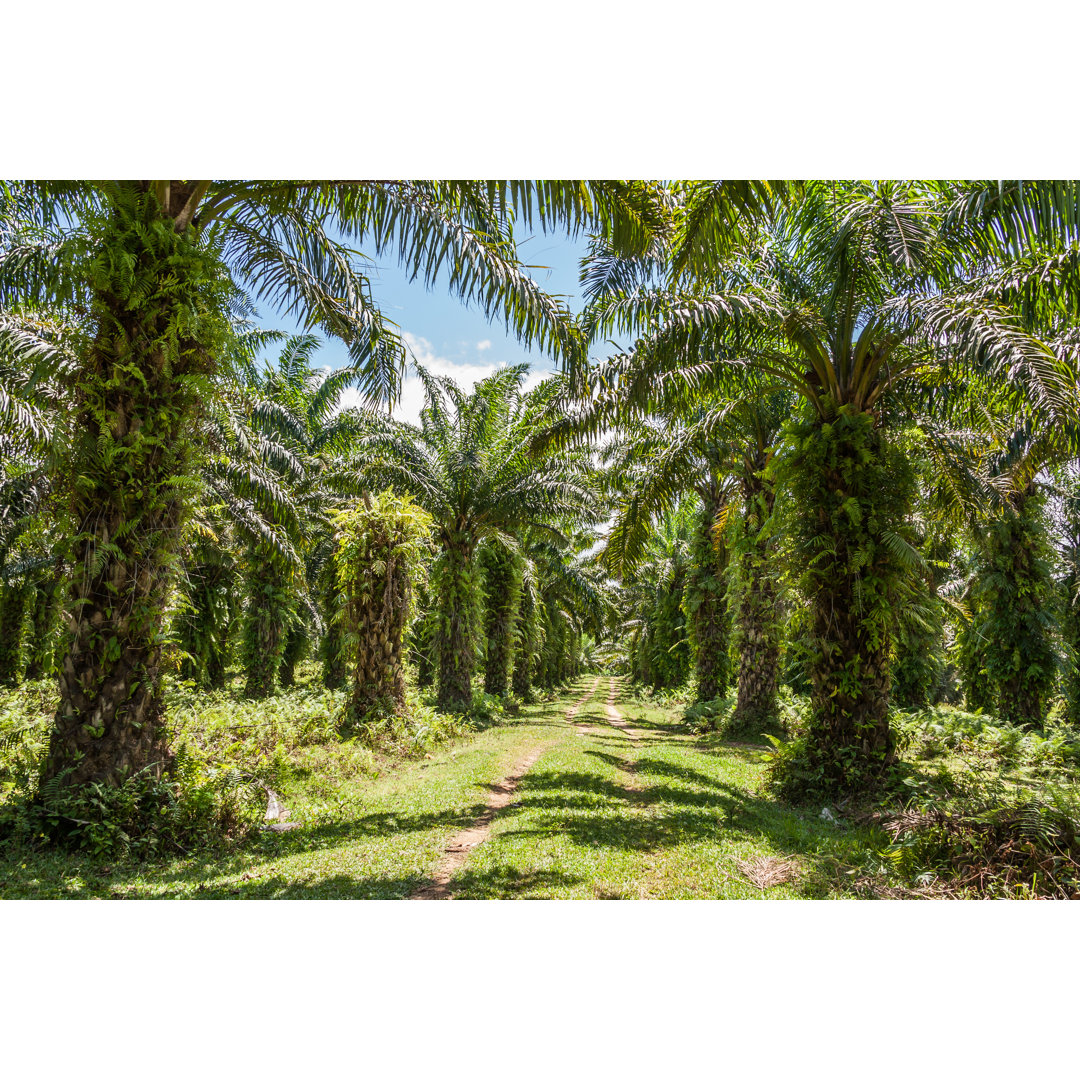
[619,503,696,691]
[479,537,522,696]
[936,407,1074,727]
[598,382,791,721]
[521,527,613,691]
[1,179,662,787]
[584,180,1080,790]
[355,364,602,710]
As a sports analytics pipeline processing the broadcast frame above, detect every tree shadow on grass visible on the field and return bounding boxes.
[497,759,871,898]
[438,865,583,899]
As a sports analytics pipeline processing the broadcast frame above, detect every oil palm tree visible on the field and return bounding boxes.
[1,179,663,786]
[354,363,602,710]
[584,180,1080,790]
[565,353,791,719]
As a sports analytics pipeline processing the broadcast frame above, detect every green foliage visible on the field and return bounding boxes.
[511,577,540,701]
[777,406,917,793]
[176,550,234,689]
[278,623,310,688]
[0,581,30,687]
[874,707,1080,896]
[318,558,347,690]
[1,756,264,860]
[1063,585,1080,728]
[729,474,783,732]
[0,680,267,858]
[479,540,522,697]
[25,567,65,681]
[433,534,481,710]
[332,491,433,723]
[683,506,732,701]
[624,501,694,691]
[892,592,946,710]
[966,493,1058,728]
[241,553,295,699]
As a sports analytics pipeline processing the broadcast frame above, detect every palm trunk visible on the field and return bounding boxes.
[481,543,520,697]
[732,473,781,731]
[512,586,537,701]
[976,494,1055,729]
[685,501,732,702]
[436,532,476,712]
[43,186,219,787]
[25,565,64,681]
[649,571,689,690]
[207,647,228,691]
[786,407,914,792]
[279,623,307,689]
[319,565,346,691]
[242,557,290,699]
[0,582,29,687]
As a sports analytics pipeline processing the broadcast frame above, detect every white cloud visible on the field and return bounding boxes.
[336,332,553,427]
[476,339,492,351]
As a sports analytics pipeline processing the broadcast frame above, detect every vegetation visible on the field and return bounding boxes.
[3,178,1080,901]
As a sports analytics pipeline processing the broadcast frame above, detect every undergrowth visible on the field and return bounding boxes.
[0,664,493,861]
[759,694,1080,897]
[683,686,800,740]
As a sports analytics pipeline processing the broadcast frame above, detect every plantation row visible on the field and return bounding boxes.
[2,181,1080,885]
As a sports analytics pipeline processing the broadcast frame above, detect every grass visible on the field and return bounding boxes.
[4,671,1075,899]
[453,679,874,898]
[0,674,576,898]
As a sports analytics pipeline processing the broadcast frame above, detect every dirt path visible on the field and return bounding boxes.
[568,676,603,734]
[603,677,640,740]
[409,679,602,900]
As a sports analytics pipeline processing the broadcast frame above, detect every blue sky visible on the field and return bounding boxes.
[253,227,595,424]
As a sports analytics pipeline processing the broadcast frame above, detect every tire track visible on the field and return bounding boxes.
[603,677,640,740]
[409,679,602,900]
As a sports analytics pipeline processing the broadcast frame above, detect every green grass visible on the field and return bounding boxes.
[453,679,873,898]
[0,680,576,898]
[12,672,1070,899]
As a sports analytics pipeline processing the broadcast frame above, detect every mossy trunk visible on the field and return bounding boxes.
[512,585,538,701]
[785,408,914,792]
[732,474,780,732]
[436,533,476,712]
[333,492,431,721]
[25,562,66,681]
[974,495,1056,729]
[538,601,565,689]
[345,551,410,718]
[685,502,732,702]
[43,186,222,788]
[481,543,521,697]
[279,623,308,689]
[242,557,291,700]
[648,570,689,690]
[0,582,30,687]
[318,565,346,691]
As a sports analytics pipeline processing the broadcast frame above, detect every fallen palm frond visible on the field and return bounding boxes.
[859,798,1080,899]
[734,855,801,889]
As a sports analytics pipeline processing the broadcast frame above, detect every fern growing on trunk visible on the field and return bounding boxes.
[333,493,432,722]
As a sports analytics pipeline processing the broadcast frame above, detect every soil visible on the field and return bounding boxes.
[409,679,602,900]
[603,678,640,740]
